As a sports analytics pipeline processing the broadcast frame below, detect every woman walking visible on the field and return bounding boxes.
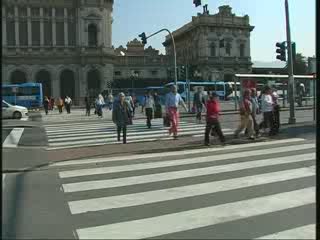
[165,85,188,139]
[56,97,64,114]
[260,86,275,135]
[112,92,130,144]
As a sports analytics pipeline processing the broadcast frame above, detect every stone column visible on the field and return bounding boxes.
[2,8,7,46]
[64,8,68,46]
[40,8,44,46]
[27,7,32,46]
[52,8,56,46]
[14,6,19,46]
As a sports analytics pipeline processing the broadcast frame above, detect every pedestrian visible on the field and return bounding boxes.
[97,94,105,117]
[43,96,49,115]
[85,96,91,116]
[234,89,255,140]
[165,85,188,139]
[64,96,72,114]
[56,97,63,114]
[297,82,305,107]
[141,92,147,113]
[204,92,225,146]
[272,88,280,134]
[144,90,155,128]
[125,91,134,118]
[107,93,114,111]
[250,88,261,137]
[260,86,275,136]
[193,87,206,123]
[50,97,55,111]
[112,92,130,144]
[153,90,162,118]
[131,92,136,117]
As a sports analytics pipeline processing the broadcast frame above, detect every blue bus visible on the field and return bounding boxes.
[164,81,233,100]
[2,83,43,108]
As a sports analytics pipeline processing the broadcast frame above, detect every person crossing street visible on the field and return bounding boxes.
[193,87,206,123]
[144,91,155,128]
[204,92,225,146]
[165,85,188,139]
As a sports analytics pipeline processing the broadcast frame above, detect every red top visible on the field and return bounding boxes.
[206,99,220,120]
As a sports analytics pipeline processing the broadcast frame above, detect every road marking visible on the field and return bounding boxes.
[51,138,307,167]
[62,153,315,193]
[2,128,24,148]
[68,167,315,214]
[20,117,29,121]
[58,143,314,178]
[75,187,315,239]
[256,224,315,239]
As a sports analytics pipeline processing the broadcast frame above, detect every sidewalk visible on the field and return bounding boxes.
[45,121,315,164]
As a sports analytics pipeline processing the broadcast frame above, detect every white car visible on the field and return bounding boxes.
[2,100,28,119]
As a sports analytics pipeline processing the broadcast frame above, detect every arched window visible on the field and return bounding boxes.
[210,43,216,57]
[87,69,101,97]
[240,43,245,57]
[36,70,52,97]
[88,24,98,46]
[60,69,75,99]
[226,42,232,56]
[10,70,27,84]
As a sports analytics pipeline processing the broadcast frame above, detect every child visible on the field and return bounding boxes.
[204,92,225,146]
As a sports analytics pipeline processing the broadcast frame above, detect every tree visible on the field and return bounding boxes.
[290,53,308,74]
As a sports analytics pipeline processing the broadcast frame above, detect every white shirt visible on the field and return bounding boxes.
[65,97,72,104]
[144,96,155,109]
[261,94,273,112]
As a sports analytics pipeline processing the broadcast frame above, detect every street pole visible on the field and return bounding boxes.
[144,29,177,87]
[285,0,296,124]
[186,65,191,112]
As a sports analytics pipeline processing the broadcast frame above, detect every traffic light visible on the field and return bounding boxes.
[193,0,201,7]
[180,66,186,80]
[291,42,296,63]
[276,42,286,62]
[139,32,147,45]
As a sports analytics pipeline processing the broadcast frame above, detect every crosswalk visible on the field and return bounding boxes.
[44,118,234,150]
[51,137,315,239]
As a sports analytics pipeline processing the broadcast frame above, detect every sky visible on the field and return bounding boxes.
[112,0,315,62]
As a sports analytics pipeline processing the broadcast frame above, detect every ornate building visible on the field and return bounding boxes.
[113,39,169,88]
[163,5,255,82]
[2,0,115,104]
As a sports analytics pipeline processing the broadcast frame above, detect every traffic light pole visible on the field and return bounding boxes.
[285,0,296,124]
[144,29,178,87]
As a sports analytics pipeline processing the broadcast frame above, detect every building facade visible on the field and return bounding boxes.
[113,39,170,89]
[2,0,115,104]
[163,5,254,82]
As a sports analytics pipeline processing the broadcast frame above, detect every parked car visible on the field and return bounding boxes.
[2,100,28,119]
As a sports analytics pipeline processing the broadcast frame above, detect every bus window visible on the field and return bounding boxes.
[2,87,14,96]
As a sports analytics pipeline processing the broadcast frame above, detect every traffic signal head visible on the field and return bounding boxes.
[291,42,296,63]
[276,42,286,62]
[139,32,147,45]
[193,0,201,7]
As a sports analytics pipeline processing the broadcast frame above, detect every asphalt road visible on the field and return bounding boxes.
[2,109,316,239]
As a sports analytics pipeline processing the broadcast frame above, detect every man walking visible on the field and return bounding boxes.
[84,96,91,116]
[260,86,275,136]
[112,92,130,144]
[234,89,255,140]
[64,96,72,114]
[193,87,206,123]
[144,91,155,128]
[165,85,188,139]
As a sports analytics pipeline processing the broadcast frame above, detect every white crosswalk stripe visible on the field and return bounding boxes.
[44,118,234,150]
[54,138,315,239]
